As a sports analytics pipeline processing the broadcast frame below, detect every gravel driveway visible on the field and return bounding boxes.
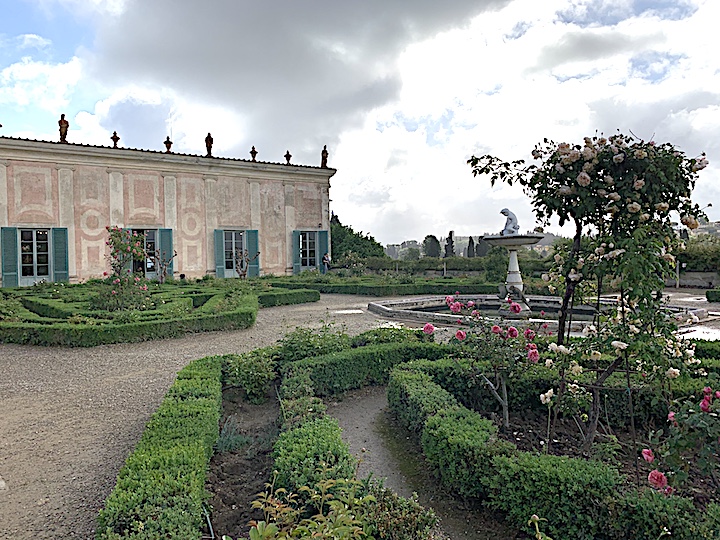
[0,295,385,540]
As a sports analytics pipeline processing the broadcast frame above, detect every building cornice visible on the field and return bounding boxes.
[0,136,336,183]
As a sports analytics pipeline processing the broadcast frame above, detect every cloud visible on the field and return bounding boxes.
[84,0,513,164]
[0,56,81,112]
[17,34,52,50]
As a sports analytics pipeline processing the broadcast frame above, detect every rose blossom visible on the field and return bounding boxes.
[627,202,641,213]
[528,349,540,363]
[509,302,522,314]
[422,323,435,335]
[648,470,668,489]
[545,359,554,368]
[667,411,675,422]
[665,367,680,379]
[577,171,592,187]
[524,328,535,340]
[450,302,462,314]
[613,153,625,163]
[507,326,519,338]
[700,398,711,413]
[455,330,467,341]
[611,340,628,350]
[491,325,502,334]
[641,449,655,463]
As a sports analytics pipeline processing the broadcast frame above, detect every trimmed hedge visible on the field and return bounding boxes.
[0,296,257,346]
[387,369,461,433]
[266,279,498,296]
[272,416,356,493]
[257,288,320,307]
[707,289,720,302]
[96,356,223,540]
[285,342,453,397]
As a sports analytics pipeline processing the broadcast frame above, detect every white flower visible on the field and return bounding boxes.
[568,270,582,282]
[557,143,571,155]
[692,157,709,172]
[634,149,648,160]
[582,325,597,337]
[611,340,629,350]
[540,388,555,405]
[589,350,602,361]
[548,343,559,352]
[555,163,566,174]
[639,213,650,222]
[655,202,669,212]
[582,146,596,160]
[666,367,680,379]
[577,171,592,187]
[570,361,583,376]
[545,359,554,368]
[558,185,573,196]
[633,178,645,190]
[568,383,580,394]
[685,348,695,358]
[603,175,614,186]
[627,202,641,213]
[613,153,625,163]
[554,254,564,264]
[557,345,571,355]
[662,253,676,264]
[609,192,621,202]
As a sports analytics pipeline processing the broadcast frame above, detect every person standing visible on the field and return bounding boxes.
[322,252,331,273]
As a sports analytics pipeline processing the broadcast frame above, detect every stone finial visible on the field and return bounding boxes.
[164,136,173,153]
[205,132,213,157]
[110,131,120,148]
[321,145,328,168]
[250,146,257,161]
[58,114,69,143]
[284,150,292,165]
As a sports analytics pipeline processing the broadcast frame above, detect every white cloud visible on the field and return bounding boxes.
[0,56,81,112]
[17,34,52,50]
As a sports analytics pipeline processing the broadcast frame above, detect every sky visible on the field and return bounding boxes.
[1,0,719,246]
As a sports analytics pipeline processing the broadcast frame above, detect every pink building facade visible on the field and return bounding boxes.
[0,137,334,286]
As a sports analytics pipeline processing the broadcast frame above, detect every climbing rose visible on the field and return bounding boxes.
[422,323,435,335]
[648,470,668,489]
[642,449,655,463]
[455,330,467,341]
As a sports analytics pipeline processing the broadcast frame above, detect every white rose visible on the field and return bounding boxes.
[665,367,680,379]
[545,359,554,368]
[633,179,645,190]
[611,340,629,350]
[589,350,602,361]
[627,202,641,213]
[577,171,591,187]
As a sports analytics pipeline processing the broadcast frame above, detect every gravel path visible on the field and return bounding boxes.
[0,295,386,540]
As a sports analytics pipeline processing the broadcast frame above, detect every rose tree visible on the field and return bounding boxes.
[469,133,708,449]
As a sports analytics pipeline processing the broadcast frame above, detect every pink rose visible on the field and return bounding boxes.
[111,290,117,295]
[507,327,519,338]
[450,302,462,314]
[648,470,668,489]
[471,310,479,317]
[663,486,674,496]
[704,386,713,395]
[524,328,536,340]
[528,349,540,363]
[445,295,454,305]
[510,302,522,314]
[715,391,720,399]
[667,411,675,422]
[540,310,546,317]
[641,449,654,463]
[700,398,711,413]
[422,323,435,335]
[491,325,502,334]
[455,330,467,341]
[467,301,475,308]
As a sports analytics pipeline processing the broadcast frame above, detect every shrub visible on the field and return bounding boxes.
[387,369,460,433]
[272,416,356,493]
[273,325,352,366]
[224,350,276,404]
[350,327,433,347]
[421,407,515,500]
[361,483,441,540]
[280,396,327,430]
[486,452,621,540]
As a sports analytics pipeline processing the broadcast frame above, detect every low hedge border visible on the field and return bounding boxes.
[257,287,320,307]
[387,361,720,539]
[266,279,498,296]
[0,296,258,346]
[96,355,224,540]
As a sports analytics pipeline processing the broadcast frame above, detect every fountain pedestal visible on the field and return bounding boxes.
[483,234,544,317]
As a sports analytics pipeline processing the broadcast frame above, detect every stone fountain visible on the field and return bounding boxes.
[482,209,544,317]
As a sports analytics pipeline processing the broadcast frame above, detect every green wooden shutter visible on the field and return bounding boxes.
[245,229,259,277]
[214,229,225,278]
[158,228,174,278]
[318,230,329,272]
[292,230,301,275]
[52,228,69,283]
[1,227,18,288]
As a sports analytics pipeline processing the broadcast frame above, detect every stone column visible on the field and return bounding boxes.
[57,167,76,279]
[0,160,7,227]
[108,170,124,226]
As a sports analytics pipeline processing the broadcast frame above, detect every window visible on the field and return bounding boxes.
[131,229,157,277]
[300,231,317,268]
[224,230,244,277]
[1,227,68,287]
[214,229,259,278]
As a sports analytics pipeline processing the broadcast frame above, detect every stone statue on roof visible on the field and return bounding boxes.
[205,133,213,157]
[321,145,329,168]
[58,114,69,143]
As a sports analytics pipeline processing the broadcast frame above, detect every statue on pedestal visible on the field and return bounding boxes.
[58,114,69,143]
[500,208,520,236]
[205,133,213,157]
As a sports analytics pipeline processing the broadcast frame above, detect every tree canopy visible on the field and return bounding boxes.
[330,214,386,260]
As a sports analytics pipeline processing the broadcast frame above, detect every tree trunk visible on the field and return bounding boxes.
[557,219,582,345]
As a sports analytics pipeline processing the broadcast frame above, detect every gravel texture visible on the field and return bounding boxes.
[0,295,385,540]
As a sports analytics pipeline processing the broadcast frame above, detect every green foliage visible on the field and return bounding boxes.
[349,327,433,348]
[264,275,500,295]
[286,342,452,397]
[224,350,276,404]
[257,288,320,307]
[362,483,441,540]
[679,233,720,272]
[422,235,441,258]
[486,452,621,540]
[96,356,223,540]
[272,417,356,493]
[105,226,146,277]
[274,325,352,366]
[387,369,460,433]
[330,214,386,261]
[604,489,707,540]
[215,416,252,453]
[280,396,327,431]
[422,407,516,500]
